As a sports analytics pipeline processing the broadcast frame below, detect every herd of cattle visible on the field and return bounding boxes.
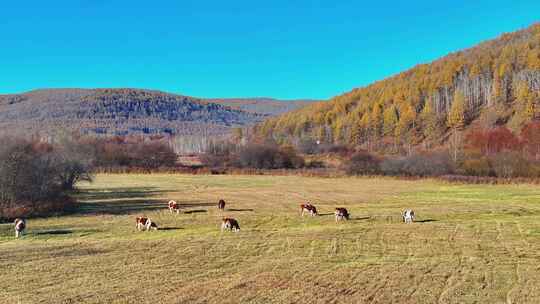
[11,200,416,238]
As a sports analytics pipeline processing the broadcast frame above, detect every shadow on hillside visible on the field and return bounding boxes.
[318,213,334,216]
[226,208,254,212]
[73,187,218,215]
[158,227,183,231]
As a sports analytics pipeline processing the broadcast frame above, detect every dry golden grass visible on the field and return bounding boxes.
[1,174,540,303]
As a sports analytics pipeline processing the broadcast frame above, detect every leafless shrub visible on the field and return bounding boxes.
[236,144,304,169]
[343,151,381,175]
[401,152,454,176]
[380,152,453,177]
[490,151,530,178]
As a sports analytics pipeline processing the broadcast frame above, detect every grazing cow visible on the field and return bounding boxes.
[402,209,415,223]
[168,200,181,214]
[136,216,158,231]
[334,208,350,222]
[300,203,318,217]
[218,199,226,211]
[14,218,26,238]
[221,217,240,232]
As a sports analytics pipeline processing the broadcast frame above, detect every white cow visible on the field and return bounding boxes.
[14,218,26,238]
[402,209,415,223]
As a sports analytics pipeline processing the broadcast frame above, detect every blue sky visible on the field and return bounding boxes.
[1,1,539,99]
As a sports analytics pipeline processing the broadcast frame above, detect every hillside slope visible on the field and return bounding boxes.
[204,98,319,115]
[0,89,270,137]
[258,23,540,149]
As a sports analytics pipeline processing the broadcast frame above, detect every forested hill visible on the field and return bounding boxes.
[0,89,296,137]
[257,23,540,150]
[203,98,319,116]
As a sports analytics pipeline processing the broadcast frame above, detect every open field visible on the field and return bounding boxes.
[2,174,540,303]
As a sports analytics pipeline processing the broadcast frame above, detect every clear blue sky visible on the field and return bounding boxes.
[1,1,539,99]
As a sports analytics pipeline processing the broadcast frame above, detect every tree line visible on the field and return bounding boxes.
[343,122,540,178]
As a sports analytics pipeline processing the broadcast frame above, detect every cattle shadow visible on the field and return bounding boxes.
[416,219,437,223]
[180,203,215,209]
[226,208,254,212]
[351,216,371,221]
[183,209,207,214]
[34,230,73,235]
[158,227,183,231]
[317,213,334,216]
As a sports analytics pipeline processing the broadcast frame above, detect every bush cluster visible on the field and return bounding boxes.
[202,143,305,170]
[81,137,178,169]
[0,138,93,219]
[343,123,540,178]
[344,150,454,177]
[296,139,352,156]
[458,124,540,178]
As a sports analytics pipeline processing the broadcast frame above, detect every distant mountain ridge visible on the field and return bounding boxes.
[203,98,319,116]
[0,88,315,138]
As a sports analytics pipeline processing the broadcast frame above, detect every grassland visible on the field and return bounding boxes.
[1,174,540,304]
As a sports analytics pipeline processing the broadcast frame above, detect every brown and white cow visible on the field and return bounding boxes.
[334,208,350,222]
[218,199,226,211]
[300,203,318,217]
[221,217,240,232]
[136,216,158,231]
[168,200,181,214]
[14,218,26,238]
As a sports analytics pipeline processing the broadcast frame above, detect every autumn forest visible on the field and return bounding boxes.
[256,23,540,153]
